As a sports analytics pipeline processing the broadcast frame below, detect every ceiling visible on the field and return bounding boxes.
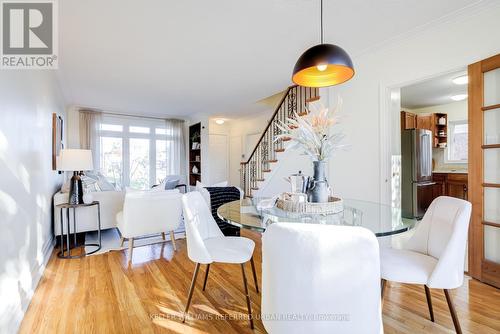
[401,70,468,109]
[58,0,484,118]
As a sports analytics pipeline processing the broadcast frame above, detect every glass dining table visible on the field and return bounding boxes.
[217,198,417,237]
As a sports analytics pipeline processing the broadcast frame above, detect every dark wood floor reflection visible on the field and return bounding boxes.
[20,230,500,333]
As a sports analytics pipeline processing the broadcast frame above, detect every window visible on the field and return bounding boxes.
[97,116,176,189]
[447,120,468,163]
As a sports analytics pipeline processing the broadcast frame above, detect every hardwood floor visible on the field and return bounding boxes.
[20,230,500,334]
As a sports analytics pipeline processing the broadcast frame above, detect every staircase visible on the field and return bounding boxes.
[240,85,319,197]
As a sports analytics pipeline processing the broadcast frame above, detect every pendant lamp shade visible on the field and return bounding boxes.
[292,43,354,87]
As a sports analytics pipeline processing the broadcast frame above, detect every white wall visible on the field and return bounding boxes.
[0,71,66,332]
[412,100,468,170]
[227,111,273,186]
[326,4,500,204]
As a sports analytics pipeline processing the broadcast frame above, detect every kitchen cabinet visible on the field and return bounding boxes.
[446,173,468,200]
[432,173,468,201]
[401,111,416,130]
[432,173,446,198]
[416,114,433,132]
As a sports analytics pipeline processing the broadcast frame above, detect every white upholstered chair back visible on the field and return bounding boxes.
[404,196,471,288]
[262,223,382,334]
[120,189,182,238]
[182,192,224,264]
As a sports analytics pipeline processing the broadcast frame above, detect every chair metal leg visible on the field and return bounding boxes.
[444,289,462,334]
[424,285,435,322]
[381,279,387,303]
[241,263,254,329]
[127,238,134,265]
[120,237,125,247]
[161,232,166,240]
[202,264,210,291]
[183,263,201,323]
[250,257,259,293]
[170,231,177,251]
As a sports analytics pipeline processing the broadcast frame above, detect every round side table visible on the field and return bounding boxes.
[56,201,102,259]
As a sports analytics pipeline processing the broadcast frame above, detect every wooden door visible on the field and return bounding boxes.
[468,53,500,287]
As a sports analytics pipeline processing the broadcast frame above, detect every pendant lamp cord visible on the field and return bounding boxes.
[320,0,323,44]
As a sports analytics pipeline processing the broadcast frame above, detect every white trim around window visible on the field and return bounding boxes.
[445,120,468,164]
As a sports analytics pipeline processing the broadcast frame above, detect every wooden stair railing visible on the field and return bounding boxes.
[240,85,319,197]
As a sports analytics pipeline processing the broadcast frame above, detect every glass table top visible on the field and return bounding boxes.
[217,198,417,237]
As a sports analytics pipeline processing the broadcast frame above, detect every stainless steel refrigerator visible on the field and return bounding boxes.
[401,129,435,219]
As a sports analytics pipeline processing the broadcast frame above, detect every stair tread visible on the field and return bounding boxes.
[305,96,320,103]
[251,187,259,190]
[263,169,271,173]
[255,178,265,182]
[297,111,308,117]
[275,148,285,152]
[263,159,278,163]
[281,137,292,142]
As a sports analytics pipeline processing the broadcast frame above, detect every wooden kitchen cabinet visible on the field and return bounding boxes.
[432,173,468,201]
[416,114,433,132]
[401,111,416,130]
[446,173,468,200]
[432,173,446,198]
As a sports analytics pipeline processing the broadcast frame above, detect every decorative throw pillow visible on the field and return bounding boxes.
[164,178,179,190]
[81,174,100,192]
[195,180,228,192]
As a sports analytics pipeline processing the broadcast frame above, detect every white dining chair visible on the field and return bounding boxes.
[380,196,472,334]
[181,191,258,329]
[116,189,182,265]
[262,223,382,334]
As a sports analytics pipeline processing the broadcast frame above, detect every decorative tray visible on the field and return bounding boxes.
[276,194,344,215]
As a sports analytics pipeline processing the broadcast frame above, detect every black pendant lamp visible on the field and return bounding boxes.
[292,0,354,87]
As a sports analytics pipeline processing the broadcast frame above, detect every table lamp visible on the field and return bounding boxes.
[58,149,94,204]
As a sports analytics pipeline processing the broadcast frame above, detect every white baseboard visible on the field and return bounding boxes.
[18,236,55,328]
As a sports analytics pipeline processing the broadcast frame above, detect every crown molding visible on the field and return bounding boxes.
[354,0,500,59]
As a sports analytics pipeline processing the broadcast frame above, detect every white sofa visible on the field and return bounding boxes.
[53,191,125,236]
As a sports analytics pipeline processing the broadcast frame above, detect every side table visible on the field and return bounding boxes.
[56,201,102,258]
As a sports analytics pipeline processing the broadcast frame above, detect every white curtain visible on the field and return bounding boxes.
[79,110,102,170]
[165,119,186,178]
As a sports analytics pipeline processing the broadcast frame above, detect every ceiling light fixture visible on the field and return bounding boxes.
[215,119,225,125]
[450,94,468,101]
[452,75,468,85]
[292,0,354,87]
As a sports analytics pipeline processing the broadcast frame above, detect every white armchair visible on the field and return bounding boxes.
[116,189,182,264]
[380,196,472,333]
[262,223,382,334]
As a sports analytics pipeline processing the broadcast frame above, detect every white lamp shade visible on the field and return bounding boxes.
[57,149,94,171]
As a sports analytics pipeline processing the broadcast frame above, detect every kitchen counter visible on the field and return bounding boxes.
[433,170,468,174]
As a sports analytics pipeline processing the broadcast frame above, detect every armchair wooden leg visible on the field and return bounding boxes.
[381,279,387,303]
[444,289,462,334]
[250,257,259,293]
[170,231,177,251]
[127,238,134,265]
[202,264,210,291]
[183,263,201,323]
[424,285,435,322]
[120,237,125,247]
[241,263,254,329]
[161,232,166,240]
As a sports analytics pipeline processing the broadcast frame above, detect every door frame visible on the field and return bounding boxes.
[379,67,468,206]
[468,53,500,286]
